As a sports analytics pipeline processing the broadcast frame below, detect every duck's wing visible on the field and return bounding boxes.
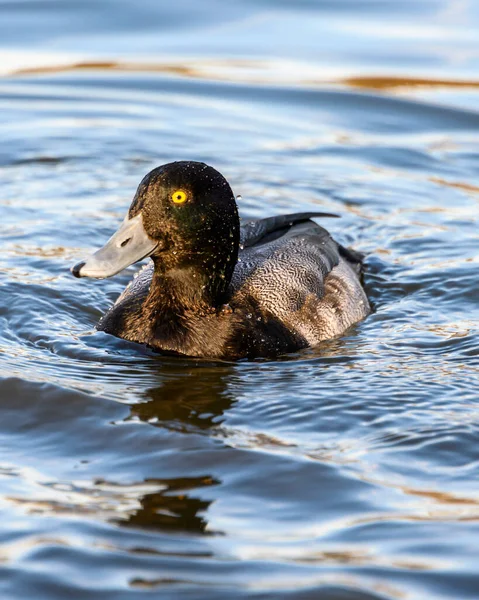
[234,218,341,291]
[231,217,370,350]
[239,212,339,248]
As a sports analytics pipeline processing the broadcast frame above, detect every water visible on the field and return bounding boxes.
[0,1,478,598]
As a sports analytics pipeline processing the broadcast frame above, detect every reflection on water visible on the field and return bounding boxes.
[1,0,479,599]
[114,476,220,535]
[130,367,235,431]
[8,60,479,94]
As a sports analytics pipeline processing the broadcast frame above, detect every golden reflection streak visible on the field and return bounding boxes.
[8,59,259,80]
[430,177,479,195]
[245,546,445,571]
[5,59,479,93]
[341,76,479,90]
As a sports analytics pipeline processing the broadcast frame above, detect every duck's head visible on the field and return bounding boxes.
[71,161,240,303]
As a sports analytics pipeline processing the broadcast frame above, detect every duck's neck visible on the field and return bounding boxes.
[147,265,218,315]
[138,208,240,351]
[139,263,228,351]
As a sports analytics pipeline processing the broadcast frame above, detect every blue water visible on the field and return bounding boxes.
[0,1,478,599]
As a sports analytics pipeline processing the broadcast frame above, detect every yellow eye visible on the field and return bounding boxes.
[171,190,188,204]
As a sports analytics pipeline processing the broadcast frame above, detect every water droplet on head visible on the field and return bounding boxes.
[236,195,242,201]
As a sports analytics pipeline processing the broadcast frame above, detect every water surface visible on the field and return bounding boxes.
[0,1,478,599]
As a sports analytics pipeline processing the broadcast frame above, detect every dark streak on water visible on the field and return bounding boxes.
[0,1,478,599]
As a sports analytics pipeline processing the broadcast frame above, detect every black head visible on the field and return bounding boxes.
[131,161,239,296]
[72,161,240,306]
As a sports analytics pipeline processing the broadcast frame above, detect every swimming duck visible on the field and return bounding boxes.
[72,161,370,359]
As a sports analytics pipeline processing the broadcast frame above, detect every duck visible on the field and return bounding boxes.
[71,161,370,359]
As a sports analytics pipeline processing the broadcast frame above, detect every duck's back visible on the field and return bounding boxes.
[229,216,370,346]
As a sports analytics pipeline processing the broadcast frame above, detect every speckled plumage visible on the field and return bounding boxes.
[231,219,369,348]
[74,161,369,359]
[95,177,370,358]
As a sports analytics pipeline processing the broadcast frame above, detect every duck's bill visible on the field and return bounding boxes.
[71,213,157,279]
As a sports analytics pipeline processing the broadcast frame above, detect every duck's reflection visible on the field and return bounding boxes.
[117,364,236,535]
[115,475,220,535]
[130,364,236,431]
